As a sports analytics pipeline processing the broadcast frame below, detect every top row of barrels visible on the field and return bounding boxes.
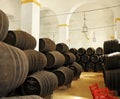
[39,37,103,56]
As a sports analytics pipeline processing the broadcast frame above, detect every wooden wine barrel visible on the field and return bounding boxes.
[45,51,65,69]
[104,52,120,70]
[3,30,36,50]
[39,38,56,52]
[24,50,47,73]
[99,55,105,63]
[56,43,69,53]
[95,47,103,55]
[94,62,103,72]
[53,67,74,86]
[0,42,28,97]
[78,62,86,71]
[86,47,95,56]
[90,55,99,63]
[75,53,81,63]
[0,10,9,41]
[81,55,89,63]
[69,62,83,78]
[22,71,58,97]
[78,48,86,55]
[69,48,77,55]
[1,95,43,99]
[103,40,119,54]
[104,69,120,91]
[85,62,95,72]
[64,52,76,65]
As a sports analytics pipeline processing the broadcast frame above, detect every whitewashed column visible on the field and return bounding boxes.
[115,18,120,39]
[57,16,69,45]
[21,0,41,50]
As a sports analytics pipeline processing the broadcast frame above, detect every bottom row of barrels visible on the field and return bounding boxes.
[22,65,82,97]
[0,62,83,98]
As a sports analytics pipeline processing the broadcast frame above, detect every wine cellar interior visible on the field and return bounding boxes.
[0,0,120,99]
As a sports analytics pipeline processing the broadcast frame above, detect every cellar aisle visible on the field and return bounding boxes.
[53,72,105,99]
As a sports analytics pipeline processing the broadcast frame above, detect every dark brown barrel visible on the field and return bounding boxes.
[69,48,77,55]
[103,39,119,54]
[90,55,99,63]
[45,51,65,69]
[1,95,43,99]
[94,62,103,72]
[56,43,69,53]
[95,47,103,55]
[104,69,120,91]
[75,53,81,63]
[0,42,28,97]
[78,48,86,55]
[53,67,74,86]
[22,71,58,97]
[81,55,89,63]
[0,10,9,41]
[24,50,47,73]
[99,55,105,63]
[78,62,86,70]
[3,30,36,50]
[64,52,76,65]
[86,47,95,56]
[69,62,83,79]
[104,52,120,70]
[85,62,95,72]
[39,38,56,52]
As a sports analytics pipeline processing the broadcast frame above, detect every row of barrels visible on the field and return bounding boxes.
[69,47,104,72]
[77,47,103,56]
[21,66,76,97]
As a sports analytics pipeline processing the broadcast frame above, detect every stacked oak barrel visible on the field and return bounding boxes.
[0,9,83,98]
[103,39,120,96]
[70,47,104,72]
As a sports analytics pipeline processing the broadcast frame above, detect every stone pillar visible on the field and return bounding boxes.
[58,24,69,43]
[57,16,69,45]
[21,0,41,50]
